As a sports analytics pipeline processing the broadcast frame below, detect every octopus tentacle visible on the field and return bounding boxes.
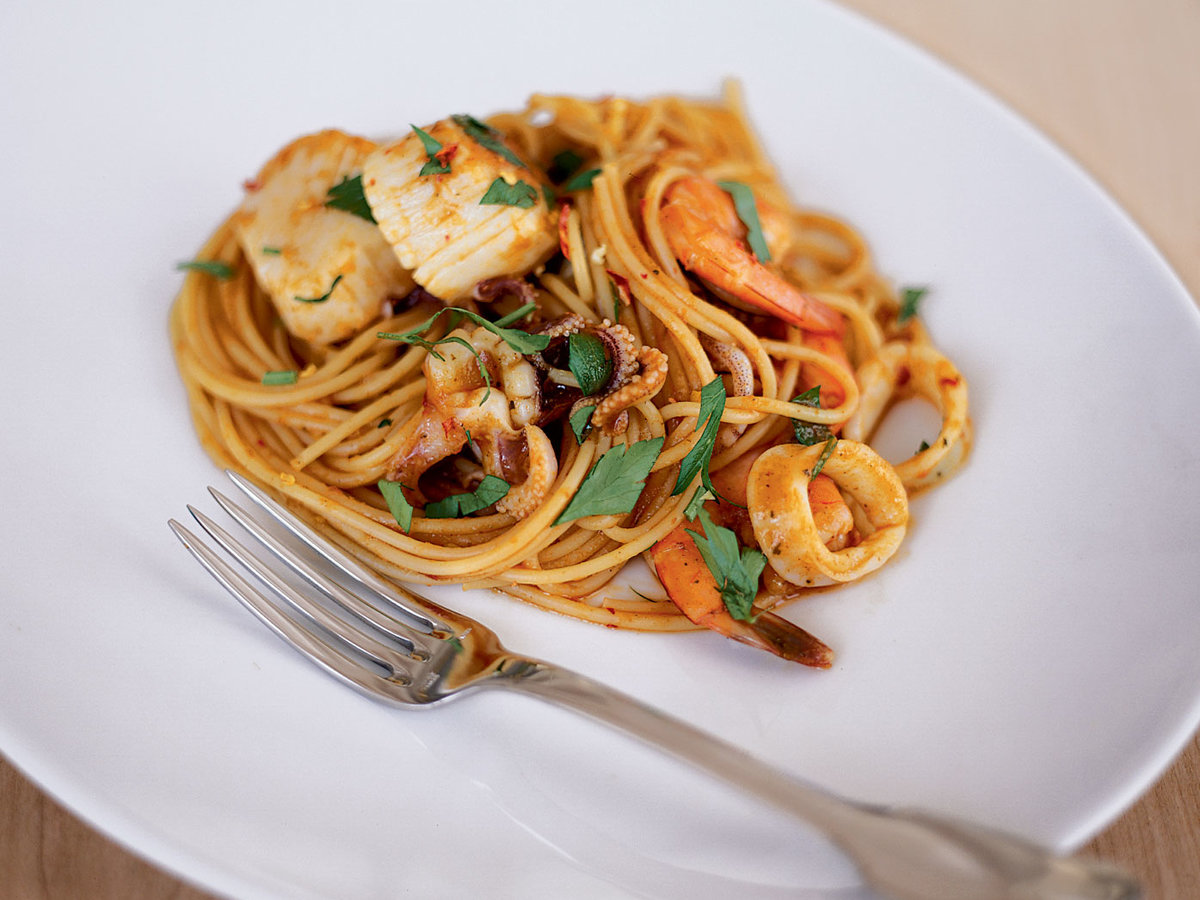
[494,425,558,518]
[592,346,669,434]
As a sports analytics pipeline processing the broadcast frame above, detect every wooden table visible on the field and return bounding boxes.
[3,1,1198,897]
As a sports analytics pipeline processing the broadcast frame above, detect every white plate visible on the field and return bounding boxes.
[3,1,1199,898]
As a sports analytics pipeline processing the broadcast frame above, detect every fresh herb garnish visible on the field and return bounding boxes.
[176,259,234,280]
[451,114,527,168]
[791,386,835,446]
[897,286,927,325]
[377,479,414,533]
[411,124,452,175]
[716,180,770,262]
[324,175,376,223]
[554,436,664,525]
[569,404,596,444]
[917,439,931,453]
[683,487,712,521]
[548,149,584,183]
[377,303,548,356]
[567,332,613,395]
[561,168,601,192]
[424,475,510,519]
[541,184,557,209]
[480,177,538,208]
[261,246,282,256]
[686,508,768,621]
[261,369,297,385]
[294,274,342,304]
[672,377,727,496]
[378,418,392,428]
[811,436,838,479]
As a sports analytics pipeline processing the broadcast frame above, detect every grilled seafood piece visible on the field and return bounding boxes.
[363,118,557,302]
[385,324,557,519]
[233,130,414,345]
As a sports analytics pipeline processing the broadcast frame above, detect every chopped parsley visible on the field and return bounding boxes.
[324,175,376,223]
[261,246,282,256]
[547,149,584,183]
[554,436,664,525]
[672,377,726,496]
[683,487,713,521]
[176,259,234,280]
[294,274,342,304]
[686,508,767,621]
[480,177,538,208]
[569,404,597,444]
[411,124,451,175]
[377,479,414,533]
[897,286,928,325]
[811,436,838,479]
[451,114,527,169]
[567,332,612,395]
[424,475,510,518]
[377,303,548,356]
[716,180,770,263]
[791,386,835,446]
[561,167,601,192]
[261,369,297,385]
[917,439,931,453]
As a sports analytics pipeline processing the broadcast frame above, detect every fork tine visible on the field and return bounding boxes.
[223,471,451,635]
[183,504,417,676]
[206,487,442,657]
[168,518,399,697]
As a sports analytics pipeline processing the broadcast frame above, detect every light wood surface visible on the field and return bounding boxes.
[3,1,1198,897]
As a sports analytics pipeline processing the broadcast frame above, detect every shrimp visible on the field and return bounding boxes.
[233,130,416,345]
[649,522,833,668]
[362,118,557,303]
[660,177,843,335]
[385,324,557,519]
[748,441,907,586]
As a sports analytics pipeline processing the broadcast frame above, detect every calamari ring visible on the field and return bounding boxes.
[747,441,907,585]
[493,424,558,518]
[843,342,970,492]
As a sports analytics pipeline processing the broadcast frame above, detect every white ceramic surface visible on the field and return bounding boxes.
[2,1,1199,898]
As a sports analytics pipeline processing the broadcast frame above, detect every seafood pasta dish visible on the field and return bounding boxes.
[171,86,970,668]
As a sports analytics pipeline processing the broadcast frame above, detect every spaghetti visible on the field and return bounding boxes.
[171,86,970,665]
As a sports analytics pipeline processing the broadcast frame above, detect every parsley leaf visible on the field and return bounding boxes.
[294,274,342,304]
[672,377,726,496]
[411,124,451,176]
[424,475,510,518]
[716,181,771,263]
[686,508,767,621]
[567,332,612,395]
[569,404,596,444]
[377,479,414,533]
[548,149,584,183]
[261,369,297,385]
[811,436,838,479]
[451,114,527,168]
[791,386,835,446]
[683,487,712,521]
[561,168,601,192]
[554,436,664,525]
[480,177,538,208]
[324,175,376,223]
[377,304,549,355]
[917,439,931,453]
[261,246,282,256]
[898,286,928,324]
[177,259,234,280]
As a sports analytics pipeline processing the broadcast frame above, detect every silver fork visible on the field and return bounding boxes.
[169,471,1139,900]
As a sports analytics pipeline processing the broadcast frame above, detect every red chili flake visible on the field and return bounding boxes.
[606,269,633,307]
[242,179,261,192]
[940,376,961,387]
[557,201,572,258]
[896,366,911,388]
[434,143,459,167]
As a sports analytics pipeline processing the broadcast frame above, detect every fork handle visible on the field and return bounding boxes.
[501,660,1139,900]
